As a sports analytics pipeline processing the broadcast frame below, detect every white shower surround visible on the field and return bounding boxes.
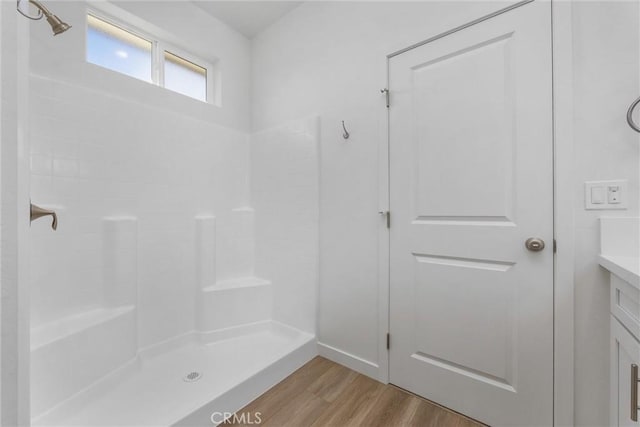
[26,4,321,418]
[28,76,320,422]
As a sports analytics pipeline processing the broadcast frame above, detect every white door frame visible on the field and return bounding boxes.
[0,2,32,425]
[377,1,574,425]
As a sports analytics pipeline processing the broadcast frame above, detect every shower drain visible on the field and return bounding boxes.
[183,371,203,382]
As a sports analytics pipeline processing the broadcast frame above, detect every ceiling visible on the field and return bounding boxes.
[193,1,303,38]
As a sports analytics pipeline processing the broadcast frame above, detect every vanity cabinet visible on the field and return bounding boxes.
[602,217,640,426]
[609,271,640,426]
[611,312,640,427]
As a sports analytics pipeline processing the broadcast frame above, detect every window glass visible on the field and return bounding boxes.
[164,51,207,102]
[87,14,153,83]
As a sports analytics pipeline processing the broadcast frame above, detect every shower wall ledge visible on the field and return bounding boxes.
[203,276,271,291]
[31,305,137,418]
[31,305,135,350]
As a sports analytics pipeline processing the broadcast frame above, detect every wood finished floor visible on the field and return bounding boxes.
[224,356,484,427]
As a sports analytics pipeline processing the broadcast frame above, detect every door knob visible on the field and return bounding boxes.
[525,237,545,252]
[30,203,57,230]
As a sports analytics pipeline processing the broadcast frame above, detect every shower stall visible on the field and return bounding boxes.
[1,1,319,425]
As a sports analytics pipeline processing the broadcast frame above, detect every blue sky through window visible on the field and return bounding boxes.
[87,15,152,83]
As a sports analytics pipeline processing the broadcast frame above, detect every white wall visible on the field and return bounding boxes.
[252,1,640,424]
[1,4,4,421]
[252,0,517,378]
[30,0,251,131]
[572,3,640,425]
[28,0,253,350]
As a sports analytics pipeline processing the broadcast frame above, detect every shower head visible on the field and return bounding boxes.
[17,0,71,36]
[44,12,71,36]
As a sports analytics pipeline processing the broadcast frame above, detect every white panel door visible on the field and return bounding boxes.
[388,2,553,426]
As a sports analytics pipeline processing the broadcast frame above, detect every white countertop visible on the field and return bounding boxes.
[599,254,640,289]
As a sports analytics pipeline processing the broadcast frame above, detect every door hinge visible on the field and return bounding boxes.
[553,239,557,253]
[381,88,389,108]
[386,333,390,350]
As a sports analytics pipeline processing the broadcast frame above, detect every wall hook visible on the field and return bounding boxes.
[342,120,350,140]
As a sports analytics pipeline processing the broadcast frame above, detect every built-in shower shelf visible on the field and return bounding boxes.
[31,305,135,350]
[203,276,271,291]
[198,277,273,332]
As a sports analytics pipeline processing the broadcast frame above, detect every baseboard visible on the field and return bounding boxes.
[317,342,381,381]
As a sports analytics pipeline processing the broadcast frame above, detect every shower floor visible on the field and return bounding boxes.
[33,322,315,426]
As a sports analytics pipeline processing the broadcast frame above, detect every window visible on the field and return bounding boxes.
[86,13,215,104]
[163,51,207,102]
[87,14,153,83]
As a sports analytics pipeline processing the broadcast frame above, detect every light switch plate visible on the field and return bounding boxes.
[591,186,605,204]
[585,180,628,210]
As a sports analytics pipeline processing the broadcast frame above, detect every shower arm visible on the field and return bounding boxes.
[17,0,44,20]
[17,0,59,22]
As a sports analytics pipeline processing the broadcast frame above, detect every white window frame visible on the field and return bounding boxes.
[85,8,218,105]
